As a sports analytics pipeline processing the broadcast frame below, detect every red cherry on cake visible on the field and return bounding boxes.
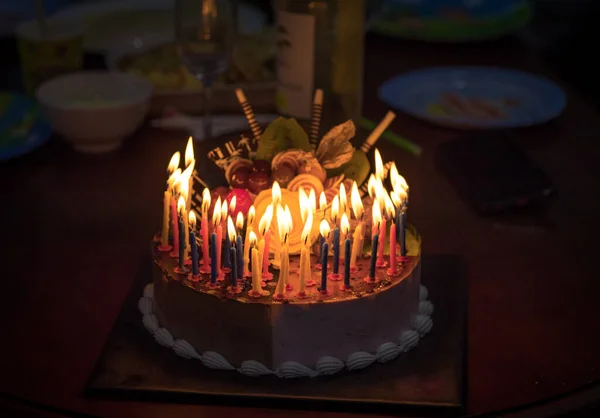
[271,165,295,188]
[252,160,271,175]
[226,188,253,217]
[230,167,250,189]
[247,171,270,194]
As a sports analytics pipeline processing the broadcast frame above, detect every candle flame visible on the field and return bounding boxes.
[299,188,309,222]
[177,195,186,215]
[236,211,244,230]
[181,162,194,182]
[341,213,349,237]
[372,199,382,233]
[319,191,327,210]
[395,174,409,192]
[212,197,222,226]
[374,149,384,180]
[301,212,313,246]
[320,218,330,238]
[167,168,181,189]
[189,210,197,229]
[339,182,347,214]
[201,188,211,214]
[258,204,273,236]
[249,230,257,247]
[398,188,408,205]
[390,191,402,209]
[308,189,316,212]
[168,152,180,174]
[227,216,236,242]
[229,195,237,214]
[367,174,377,200]
[248,206,256,225]
[351,181,363,220]
[185,137,194,166]
[284,204,293,231]
[272,181,281,206]
[384,195,395,219]
[331,195,339,224]
[389,162,400,188]
[221,199,228,221]
[179,180,189,202]
[276,204,286,243]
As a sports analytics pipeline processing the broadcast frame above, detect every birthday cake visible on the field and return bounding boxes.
[139,91,433,378]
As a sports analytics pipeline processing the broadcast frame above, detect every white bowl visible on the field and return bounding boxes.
[36,71,152,153]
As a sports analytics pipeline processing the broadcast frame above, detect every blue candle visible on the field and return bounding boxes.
[190,230,199,276]
[210,233,217,283]
[370,233,379,279]
[236,235,244,279]
[230,247,237,287]
[224,231,231,268]
[395,209,402,242]
[400,210,407,257]
[318,235,324,263]
[178,218,185,269]
[344,238,351,287]
[321,242,329,290]
[332,227,340,275]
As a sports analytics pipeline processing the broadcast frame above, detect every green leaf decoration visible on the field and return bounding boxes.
[255,117,312,161]
[315,120,355,169]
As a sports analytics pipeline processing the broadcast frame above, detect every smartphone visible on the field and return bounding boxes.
[435,131,555,214]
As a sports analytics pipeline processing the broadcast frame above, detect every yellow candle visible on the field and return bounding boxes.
[299,212,313,293]
[243,206,255,274]
[299,246,308,293]
[350,222,363,269]
[179,196,189,260]
[249,232,261,293]
[275,246,288,297]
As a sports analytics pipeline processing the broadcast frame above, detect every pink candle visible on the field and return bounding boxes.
[377,217,387,266]
[389,223,397,274]
[170,198,179,256]
[262,230,271,276]
[216,224,223,277]
[200,215,210,271]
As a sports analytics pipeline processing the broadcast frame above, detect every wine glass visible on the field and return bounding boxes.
[175,0,235,141]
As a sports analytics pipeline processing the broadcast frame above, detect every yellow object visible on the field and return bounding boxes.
[17,20,83,94]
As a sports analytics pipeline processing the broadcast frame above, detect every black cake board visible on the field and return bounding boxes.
[85,254,467,417]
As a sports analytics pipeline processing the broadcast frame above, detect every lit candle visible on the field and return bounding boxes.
[179,186,191,264]
[298,212,313,296]
[229,195,237,217]
[367,174,377,201]
[366,205,381,283]
[371,199,381,241]
[210,232,217,285]
[341,214,351,288]
[374,148,384,180]
[274,207,289,300]
[398,189,408,257]
[283,205,294,290]
[236,212,244,279]
[258,204,273,280]
[189,211,199,278]
[182,161,194,214]
[388,220,397,275]
[243,206,255,277]
[320,219,330,294]
[169,193,179,258]
[200,188,211,273]
[227,220,237,291]
[184,136,194,211]
[350,182,364,270]
[375,183,387,268]
[224,216,232,270]
[249,232,260,295]
[213,197,223,279]
[339,182,348,218]
[177,196,187,272]
[331,196,341,280]
[219,200,228,275]
[160,154,180,250]
[271,182,281,268]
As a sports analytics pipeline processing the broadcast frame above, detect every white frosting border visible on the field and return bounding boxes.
[139,283,434,378]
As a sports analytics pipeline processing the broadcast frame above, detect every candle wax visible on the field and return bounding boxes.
[400,210,407,256]
[230,247,237,287]
[262,231,271,277]
[190,230,199,276]
[333,227,340,274]
[370,234,379,279]
[251,246,260,292]
[178,218,185,269]
[210,233,217,283]
[350,222,363,269]
[299,246,308,293]
[344,238,351,287]
[377,217,387,264]
[321,242,329,291]
[171,198,179,255]
[161,189,171,247]
[201,215,210,269]
[224,231,231,268]
[389,223,397,274]
[216,225,222,276]
[236,235,243,279]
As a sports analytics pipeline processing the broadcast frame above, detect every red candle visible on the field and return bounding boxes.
[200,215,210,272]
[216,224,223,278]
[170,197,179,256]
[377,216,387,267]
[389,222,397,274]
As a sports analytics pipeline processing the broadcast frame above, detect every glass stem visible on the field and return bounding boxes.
[203,81,214,141]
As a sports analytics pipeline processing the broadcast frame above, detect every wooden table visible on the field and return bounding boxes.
[1,34,599,417]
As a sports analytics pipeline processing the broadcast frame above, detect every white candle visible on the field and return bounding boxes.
[299,212,313,294]
[243,206,255,275]
[160,189,171,247]
[350,221,363,269]
[249,232,261,293]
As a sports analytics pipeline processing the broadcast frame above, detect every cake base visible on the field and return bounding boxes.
[85,254,467,416]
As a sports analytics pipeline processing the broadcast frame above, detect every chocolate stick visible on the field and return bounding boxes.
[235,88,262,141]
[310,89,323,150]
